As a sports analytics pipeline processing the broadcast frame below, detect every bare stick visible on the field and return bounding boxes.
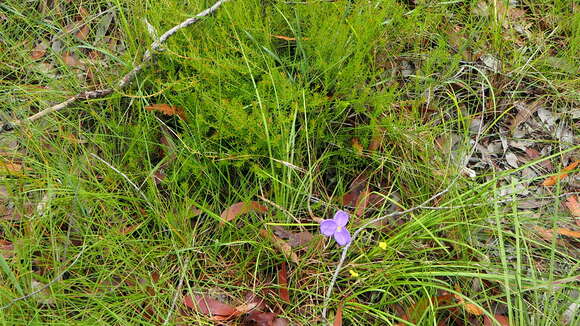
[0,0,231,134]
[0,245,87,310]
[89,153,148,201]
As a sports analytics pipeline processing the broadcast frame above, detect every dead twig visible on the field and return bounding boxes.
[89,153,148,201]
[0,0,231,134]
[163,256,191,325]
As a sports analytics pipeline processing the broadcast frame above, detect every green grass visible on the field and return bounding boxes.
[0,0,578,325]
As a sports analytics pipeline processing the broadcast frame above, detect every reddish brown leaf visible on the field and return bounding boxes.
[355,189,370,216]
[0,239,14,258]
[78,6,90,19]
[273,318,289,326]
[542,160,579,186]
[533,226,556,242]
[246,311,278,326]
[144,104,187,120]
[484,314,510,326]
[333,304,343,326]
[564,196,580,219]
[342,172,370,206]
[31,41,48,60]
[533,226,580,241]
[453,284,484,315]
[120,223,140,235]
[272,226,313,248]
[76,24,90,40]
[62,52,82,67]
[183,294,237,320]
[151,271,160,283]
[0,161,23,174]
[272,35,309,41]
[525,148,540,160]
[259,229,299,264]
[368,127,385,151]
[190,206,203,217]
[244,291,267,311]
[278,262,290,303]
[556,227,580,239]
[220,201,268,223]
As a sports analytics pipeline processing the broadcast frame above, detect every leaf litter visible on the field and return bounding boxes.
[220,201,268,223]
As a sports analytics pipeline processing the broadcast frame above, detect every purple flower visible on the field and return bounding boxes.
[320,210,351,246]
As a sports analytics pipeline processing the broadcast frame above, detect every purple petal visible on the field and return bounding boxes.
[320,220,337,236]
[333,228,351,246]
[333,210,349,227]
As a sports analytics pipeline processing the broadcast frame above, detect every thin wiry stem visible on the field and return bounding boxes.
[321,65,490,321]
[0,0,231,133]
[163,257,191,325]
[0,245,87,310]
[89,153,148,201]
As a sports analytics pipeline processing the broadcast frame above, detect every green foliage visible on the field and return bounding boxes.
[0,0,578,325]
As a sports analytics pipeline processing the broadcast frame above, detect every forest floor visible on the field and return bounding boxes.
[0,0,578,325]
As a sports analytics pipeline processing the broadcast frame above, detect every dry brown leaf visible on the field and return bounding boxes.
[190,206,203,217]
[31,40,49,60]
[272,226,312,248]
[484,314,510,326]
[278,262,290,303]
[0,239,14,258]
[62,52,82,67]
[259,229,299,264]
[220,201,268,223]
[564,196,580,219]
[368,127,384,152]
[0,161,23,174]
[556,227,580,239]
[453,284,484,315]
[533,225,556,242]
[272,35,309,41]
[342,172,370,206]
[120,223,141,235]
[542,160,579,186]
[464,303,484,315]
[533,226,580,241]
[76,24,90,40]
[273,318,290,326]
[509,100,541,132]
[78,6,90,19]
[246,311,278,326]
[355,189,370,216]
[144,104,187,120]
[183,294,239,321]
[351,138,363,155]
[333,304,343,326]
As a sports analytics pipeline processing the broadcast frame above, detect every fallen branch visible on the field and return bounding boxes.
[0,0,231,134]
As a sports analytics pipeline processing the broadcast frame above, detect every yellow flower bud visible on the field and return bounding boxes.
[378,242,387,250]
